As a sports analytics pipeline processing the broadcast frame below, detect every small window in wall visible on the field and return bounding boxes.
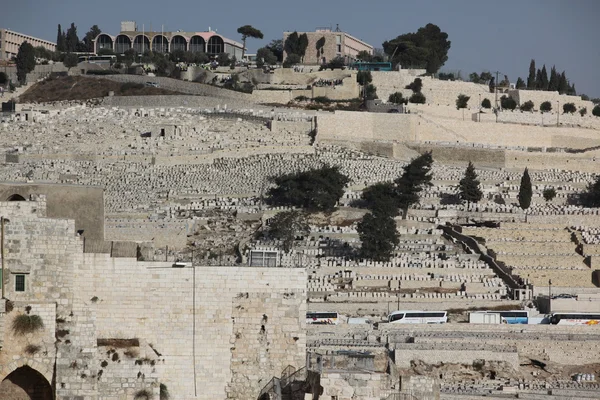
[336,44,342,53]
[15,274,25,292]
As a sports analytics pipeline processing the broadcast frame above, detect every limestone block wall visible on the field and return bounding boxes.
[393,343,519,369]
[320,371,386,400]
[74,257,307,400]
[510,89,594,112]
[317,111,417,143]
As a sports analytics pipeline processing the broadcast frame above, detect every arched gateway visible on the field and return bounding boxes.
[0,365,53,399]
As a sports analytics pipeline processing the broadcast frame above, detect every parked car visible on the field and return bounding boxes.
[145,82,159,88]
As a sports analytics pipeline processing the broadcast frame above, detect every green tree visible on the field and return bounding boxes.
[315,36,326,60]
[394,152,433,218]
[264,210,310,253]
[540,101,552,113]
[237,25,264,59]
[580,107,587,117]
[266,39,283,62]
[283,53,301,68]
[382,23,451,73]
[0,72,7,85]
[256,47,277,67]
[83,25,102,52]
[469,72,481,83]
[527,59,536,89]
[458,162,483,203]
[357,70,372,86]
[481,98,491,109]
[540,64,548,90]
[409,92,426,104]
[388,92,406,104]
[518,168,532,211]
[456,94,470,109]
[217,52,230,67]
[357,213,399,262]
[63,52,79,71]
[266,165,350,212]
[360,182,398,217]
[479,71,493,84]
[581,176,600,207]
[520,100,534,112]
[65,23,79,53]
[284,32,300,56]
[516,77,526,89]
[535,68,543,90]
[548,65,558,92]
[356,50,373,61]
[365,84,378,100]
[543,188,556,202]
[16,42,36,83]
[563,103,576,114]
[557,71,568,94]
[56,24,66,52]
[405,77,423,93]
[592,105,600,117]
[500,95,517,110]
[298,34,309,59]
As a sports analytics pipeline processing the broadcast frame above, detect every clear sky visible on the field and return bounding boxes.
[2,0,599,97]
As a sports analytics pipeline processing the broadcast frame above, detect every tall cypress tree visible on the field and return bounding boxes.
[527,59,536,89]
[540,65,549,91]
[65,23,79,53]
[459,162,483,203]
[535,69,543,90]
[518,168,532,211]
[56,24,66,52]
[548,65,558,92]
[558,71,568,94]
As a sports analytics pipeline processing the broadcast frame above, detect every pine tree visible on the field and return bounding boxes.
[518,168,532,211]
[65,23,79,53]
[516,77,526,89]
[540,65,549,91]
[527,59,536,89]
[458,162,483,203]
[535,69,543,90]
[357,213,400,262]
[15,42,36,83]
[558,71,568,94]
[548,65,558,92]
[394,152,434,218]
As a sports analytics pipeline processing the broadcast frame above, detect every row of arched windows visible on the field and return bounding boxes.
[96,33,225,54]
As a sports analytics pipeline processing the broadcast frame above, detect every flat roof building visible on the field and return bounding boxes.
[94,21,244,59]
[0,28,56,61]
[283,26,373,65]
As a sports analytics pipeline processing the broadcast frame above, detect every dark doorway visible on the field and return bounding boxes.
[0,366,53,399]
[7,194,26,201]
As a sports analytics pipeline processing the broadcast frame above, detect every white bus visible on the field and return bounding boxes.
[306,312,339,325]
[549,313,600,326]
[78,55,117,65]
[388,310,447,324]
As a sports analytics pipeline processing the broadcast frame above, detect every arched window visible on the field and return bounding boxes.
[189,36,206,53]
[133,35,150,53]
[115,35,132,54]
[95,34,113,52]
[206,35,224,55]
[170,35,187,52]
[152,35,168,53]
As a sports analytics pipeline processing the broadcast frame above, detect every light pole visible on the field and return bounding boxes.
[557,101,560,127]
[548,279,552,313]
[478,93,482,122]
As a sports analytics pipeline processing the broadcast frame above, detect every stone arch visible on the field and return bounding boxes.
[0,365,53,400]
[151,35,168,53]
[206,35,224,55]
[170,35,187,52]
[115,34,132,54]
[7,194,26,201]
[133,35,150,54]
[189,35,206,53]
[95,33,114,52]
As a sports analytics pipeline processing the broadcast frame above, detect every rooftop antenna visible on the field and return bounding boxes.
[335,24,341,32]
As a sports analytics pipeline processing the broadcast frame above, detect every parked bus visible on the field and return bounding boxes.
[306,312,339,325]
[349,62,392,72]
[549,313,600,325]
[388,311,447,324]
[78,55,116,65]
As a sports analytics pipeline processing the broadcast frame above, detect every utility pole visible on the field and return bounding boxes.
[557,101,560,127]
[494,70,501,123]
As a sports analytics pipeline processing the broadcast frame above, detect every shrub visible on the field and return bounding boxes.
[283,54,301,68]
[388,92,406,104]
[481,98,491,109]
[294,95,309,102]
[356,70,372,86]
[86,70,119,75]
[543,188,557,202]
[0,72,7,85]
[500,95,517,110]
[593,105,600,117]
[160,384,170,400]
[409,92,426,104]
[405,78,423,93]
[313,96,331,104]
[24,344,41,354]
[563,102,576,114]
[520,100,534,112]
[12,314,44,335]
[580,107,587,116]
[540,101,552,113]
[134,389,153,400]
[456,94,470,109]
[365,84,378,100]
